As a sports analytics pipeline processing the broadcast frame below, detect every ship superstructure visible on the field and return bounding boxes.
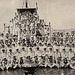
[3,0,51,51]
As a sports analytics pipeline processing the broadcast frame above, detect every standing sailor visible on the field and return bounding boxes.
[6,49,13,69]
[68,48,74,64]
[25,47,34,67]
[34,47,41,66]
[13,49,20,69]
[54,49,61,68]
[41,47,46,67]
[19,47,26,68]
[1,49,7,70]
[48,47,54,68]
[61,48,68,67]
[43,47,49,67]
[0,52,1,69]
[28,47,34,62]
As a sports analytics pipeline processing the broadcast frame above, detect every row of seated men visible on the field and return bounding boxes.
[0,45,75,70]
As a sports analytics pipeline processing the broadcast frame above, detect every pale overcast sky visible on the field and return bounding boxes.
[0,0,75,32]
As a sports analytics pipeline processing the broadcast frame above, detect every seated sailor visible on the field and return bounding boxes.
[27,47,34,62]
[19,47,26,66]
[13,49,20,65]
[54,49,61,65]
[61,48,68,66]
[34,47,41,64]
[7,49,13,68]
[68,48,74,62]
[1,49,8,70]
[48,48,54,64]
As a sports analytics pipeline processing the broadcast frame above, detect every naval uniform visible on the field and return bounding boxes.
[68,51,74,62]
[54,51,61,64]
[61,51,68,65]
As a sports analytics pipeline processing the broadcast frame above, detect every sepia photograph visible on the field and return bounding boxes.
[0,0,75,75]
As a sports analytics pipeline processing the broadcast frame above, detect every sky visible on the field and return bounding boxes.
[0,0,75,32]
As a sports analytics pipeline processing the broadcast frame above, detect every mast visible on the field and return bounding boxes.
[36,2,38,10]
[22,0,28,8]
[26,0,28,8]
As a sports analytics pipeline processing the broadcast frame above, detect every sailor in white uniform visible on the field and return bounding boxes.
[0,50,3,69]
[34,47,42,65]
[48,47,54,67]
[59,45,65,53]
[65,44,70,53]
[0,52,1,68]
[53,44,58,52]
[1,49,7,70]
[54,49,61,67]
[40,47,46,66]
[33,46,36,61]
[19,47,26,67]
[13,49,20,68]
[68,48,74,63]
[43,47,48,67]
[6,49,13,69]
[72,44,75,53]
[28,47,34,62]
[61,48,68,67]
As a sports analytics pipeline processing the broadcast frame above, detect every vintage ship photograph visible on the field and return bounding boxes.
[0,0,75,75]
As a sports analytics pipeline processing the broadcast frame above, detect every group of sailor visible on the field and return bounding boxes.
[0,43,75,70]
